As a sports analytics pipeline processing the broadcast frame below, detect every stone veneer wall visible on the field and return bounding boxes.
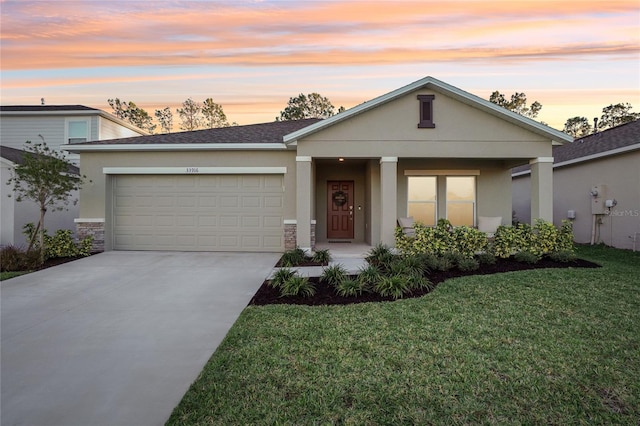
[284,222,316,251]
[75,220,105,253]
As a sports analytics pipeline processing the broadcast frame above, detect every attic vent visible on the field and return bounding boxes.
[417,94,435,128]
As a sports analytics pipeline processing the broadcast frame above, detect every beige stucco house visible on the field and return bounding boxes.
[1,105,147,248]
[66,76,571,253]
[513,119,640,250]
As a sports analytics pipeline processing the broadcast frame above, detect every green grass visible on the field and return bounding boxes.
[167,245,640,425]
[0,271,30,281]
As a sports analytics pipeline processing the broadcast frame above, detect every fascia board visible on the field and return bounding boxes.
[511,143,640,177]
[64,143,288,153]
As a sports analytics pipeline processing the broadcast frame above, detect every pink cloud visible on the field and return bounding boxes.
[2,1,638,70]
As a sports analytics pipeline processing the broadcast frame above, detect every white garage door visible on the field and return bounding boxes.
[112,174,284,252]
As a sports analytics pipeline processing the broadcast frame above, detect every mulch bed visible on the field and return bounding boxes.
[250,257,600,306]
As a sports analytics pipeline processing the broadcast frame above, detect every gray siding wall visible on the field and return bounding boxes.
[512,150,640,250]
[98,116,145,140]
[0,116,66,152]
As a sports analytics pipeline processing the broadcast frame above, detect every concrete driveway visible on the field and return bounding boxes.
[1,251,279,426]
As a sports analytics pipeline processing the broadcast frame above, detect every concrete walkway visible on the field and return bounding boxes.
[270,242,370,278]
[1,251,279,426]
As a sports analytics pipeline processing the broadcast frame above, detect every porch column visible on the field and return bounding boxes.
[530,157,554,223]
[296,156,312,252]
[380,157,398,246]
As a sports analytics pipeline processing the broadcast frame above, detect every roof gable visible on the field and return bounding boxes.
[284,76,572,145]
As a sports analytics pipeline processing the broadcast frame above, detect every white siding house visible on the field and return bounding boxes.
[1,105,147,248]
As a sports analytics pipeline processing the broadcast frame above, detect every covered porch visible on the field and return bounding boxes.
[294,155,553,252]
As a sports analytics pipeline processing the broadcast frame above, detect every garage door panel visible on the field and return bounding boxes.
[113,175,284,252]
[263,216,282,228]
[220,196,239,208]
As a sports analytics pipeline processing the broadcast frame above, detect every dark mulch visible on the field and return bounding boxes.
[250,257,601,307]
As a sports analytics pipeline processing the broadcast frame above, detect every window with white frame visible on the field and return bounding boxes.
[66,119,89,143]
[446,176,475,226]
[407,175,476,227]
[407,176,437,226]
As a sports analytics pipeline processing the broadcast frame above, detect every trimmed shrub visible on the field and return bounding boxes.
[451,226,489,257]
[530,219,558,257]
[549,250,577,263]
[335,278,368,297]
[434,256,455,272]
[21,250,43,270]
[311,249,331,264]
[396,219,487,258]
[374,275,410,299]
[476,252,496,265]
[514,251,540,264]
[357,264,381,288]
[365,243,396,272]
[280,276,316,297]
[406,274,432,291]
[321,264,348,286]
[557,220,575,252]
[1,245,24,272]
[45,230,93,259]
[270,268,296,288]
[457,257,480,272]
[280,247,306,267]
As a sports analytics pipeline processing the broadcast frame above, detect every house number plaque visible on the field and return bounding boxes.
[186,167,200,173]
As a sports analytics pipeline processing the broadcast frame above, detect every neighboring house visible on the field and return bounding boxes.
[1,105,147,247]
[513,120,640,250]
[0,146,80,248]
[0,105,147,165]
[66,76,571,253]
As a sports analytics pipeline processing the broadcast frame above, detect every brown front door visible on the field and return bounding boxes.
[327,181,354,239]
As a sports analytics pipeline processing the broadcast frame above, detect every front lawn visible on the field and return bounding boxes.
[167,245,640,425]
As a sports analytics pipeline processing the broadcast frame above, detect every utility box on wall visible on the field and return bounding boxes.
[591,184,608,214]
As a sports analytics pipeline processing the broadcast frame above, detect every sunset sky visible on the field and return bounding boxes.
[1,0,639,130]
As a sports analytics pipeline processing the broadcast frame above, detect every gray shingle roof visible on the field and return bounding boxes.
[1,105,99,112]
[72,118,323,146]
[0,145,80,175]
[513,119,640,174]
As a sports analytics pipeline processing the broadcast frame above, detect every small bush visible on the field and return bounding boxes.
[431,256,453,272]
[279,247,306,267]
[374,275,410,299]
[311,249,331,264]
[406,274,432,291]
[270,268,296,288]
[45,229,88,259]
[335,278,368,297]
[557,220,575,252]
[22,250,44,270]
[419,253,440,272]
[397,255,425,277]
[1,245,24,272]
[457,257,480,272]
[549,250,577,263]
[514,251,540,264]
[321,264,348,286]
[280,276,316,297]
[357,265,381,288]
[476,252,496,265]
[365,243,396,271]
